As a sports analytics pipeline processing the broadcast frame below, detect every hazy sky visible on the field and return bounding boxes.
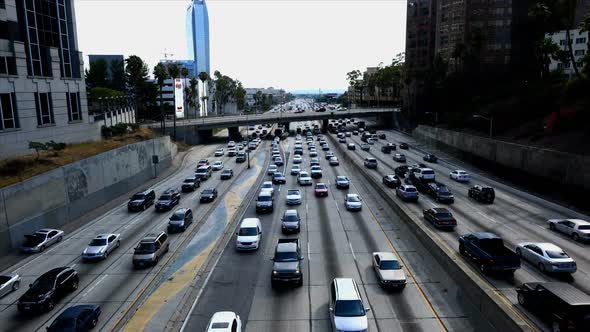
[74,0,406,91]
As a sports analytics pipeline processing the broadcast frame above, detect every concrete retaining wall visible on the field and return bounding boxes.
[329,134,533,332]
[414,126,590,191]
[0,136,177,255]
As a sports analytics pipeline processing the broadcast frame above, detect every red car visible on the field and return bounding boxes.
[399,143,409,150]
[423,208,457,229]
[197,159,210,167]
[314,183,329,197]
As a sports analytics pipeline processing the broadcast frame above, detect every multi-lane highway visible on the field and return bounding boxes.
[336,125,590,332]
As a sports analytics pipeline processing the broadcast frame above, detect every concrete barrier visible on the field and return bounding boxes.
[414,126,590,191]
[328,134,534,332]
[0,136,177,255]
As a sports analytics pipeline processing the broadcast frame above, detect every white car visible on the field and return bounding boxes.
[0,273,21,298]
[235,218,262,251]
[212,160,223,171]
[214,148,224,157]
[291,165,301,175]
[261,181,274,196]
[267,165,278,175]
[345,194,362,211]
[20,228,64,253]
[372,252,406,288]
[286,189,303,205]
[450,170,470,182]
[415,168,436,181]
[298,172,313,186]
[515,242,577,273]
[82,233,121,261]
[293,155,302,164]
[309,150,318,157]
[547,218,590,242]
[206,311,242,332]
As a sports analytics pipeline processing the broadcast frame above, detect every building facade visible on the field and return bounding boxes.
[245,87,286,109]
[87,54,124,80]
[186,0,210,77]
[0,0,99,158]
[405,0,437,76]
[546,29,589,79]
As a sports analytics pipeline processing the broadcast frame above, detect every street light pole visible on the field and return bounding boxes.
[473,114,493,138]
[246,113,250,169]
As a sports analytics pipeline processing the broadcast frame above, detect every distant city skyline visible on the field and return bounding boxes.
[74,1,406,91]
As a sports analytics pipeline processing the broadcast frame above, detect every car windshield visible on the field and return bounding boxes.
[238,227,258,236]
[131,194,145,200]
[203,190,214,195]
[545,250,570,258]
[214,161,221,165]
[258,195,271,202]
[135,242,155,254]
[380,260,401,270]
[423,170,434,175]
[31,277,55,292]
[348,196,361,202]
[284,214,299,222]
[24,234,44,246]
[211,322,230,328]
[222,170,231,174]
[49,318,76,330]
[337,177,347,181]
[334,300,365,317]
[170,212,184,221]
[159,194,172,200]
[287,190,300,196]
[316,184,327,189]
[89,238,107,246]
[274,251,299,262]
[184,179,194,183]
[435,212,453,219]
[438,186,450,193]
[578,225,590,230]
[405,187,417,192]
[262,184,272,189]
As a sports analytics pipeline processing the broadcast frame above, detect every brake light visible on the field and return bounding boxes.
[489,259,494,263]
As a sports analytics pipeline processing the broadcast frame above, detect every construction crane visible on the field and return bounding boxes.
[162,49,174,61]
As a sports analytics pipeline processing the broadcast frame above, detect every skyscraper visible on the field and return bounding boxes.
[186,0,210,77]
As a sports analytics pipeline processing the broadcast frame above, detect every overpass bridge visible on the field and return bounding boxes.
[143,108,397,143]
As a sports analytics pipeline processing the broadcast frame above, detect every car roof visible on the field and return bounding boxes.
[532,242,563,251]
[37,229,55,233]
[276,242,297,252]
[285,209,298,215]
[333,278,359,300]
[94,233,116,239]
[564,219,590,225]
[142,232,165,242]
[347,194,359,198]
[240,218,260,227]
[374,252,399,261]
[529,282,590,306]
[263,181,273,185]
[210,311,237,324]
[471,232,500,239]
[40,267,69,280]
[432,208,450,213]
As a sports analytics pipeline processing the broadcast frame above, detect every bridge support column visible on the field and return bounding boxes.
[284,122,290,133]
[197,129,213,142]
[228,127,241,140]
[321,119,329,133]
[378,113,395,129]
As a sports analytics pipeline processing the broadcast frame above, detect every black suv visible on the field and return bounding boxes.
[128,189,156,212]
[155,188,181,211]
[18,267,79,314]
[394,165,409,178]
[200,188,218,203]
[468,185,495,204]
[167,208,193,233]
[181,177,200,192]
[423,154,438,163]
[382,175,402,188]
[427,182,454,203]
[517,282,590,331]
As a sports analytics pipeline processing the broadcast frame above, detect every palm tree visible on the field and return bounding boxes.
[185,77,199,116]
[198,71,209,115]
[559,0,581,78]
[578,13,590,75]
[181,67,190,117]
[166,63,181,137]
[153,63,168,132]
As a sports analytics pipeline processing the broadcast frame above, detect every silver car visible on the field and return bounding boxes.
[0,273,21,298]
[20,229,64,253]
[82,233,121,261]
[548,219,590,242]
[515,242,577,273]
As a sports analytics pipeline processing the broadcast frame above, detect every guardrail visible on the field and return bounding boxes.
[328,134,537,332]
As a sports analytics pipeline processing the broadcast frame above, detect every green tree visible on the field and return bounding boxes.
[253,90,263,112]
[125,55,150,120]
[167,63,181,80]
[85,59,108,90]
[185,77,199,115]
[198,71,209,115]
[109,58,126,91]
[153,63,169,127]
[213,70,237,115]
[235,81,246,111]
[579,13,590,76]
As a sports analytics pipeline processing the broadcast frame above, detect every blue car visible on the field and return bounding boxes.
[47,305,101,332]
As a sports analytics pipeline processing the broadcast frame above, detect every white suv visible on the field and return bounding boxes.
[235,218,262,251]
[415,168,435,181]
[329,278,370,332]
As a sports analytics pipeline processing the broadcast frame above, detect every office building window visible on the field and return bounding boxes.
[0,0,5,9]
[575,50,585,56]
[0,93,19,130]
[66,92,81,121]
[575,37,587,44]
[0,56,18,75]
[559,39,566,46]
[35,92,54,125]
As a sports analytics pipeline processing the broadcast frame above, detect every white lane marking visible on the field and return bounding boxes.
[478,212,498,224]
[306,203,309,213]
[307,242,311,260]
[71,263,77,268]
[349,242,356,260]
[335,201,340,212]
[278,184,282,192]
[82,274,108,298]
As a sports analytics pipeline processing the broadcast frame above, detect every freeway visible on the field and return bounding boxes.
[181,127,489,332]
[339,126,590,332]
[0,134,263,331]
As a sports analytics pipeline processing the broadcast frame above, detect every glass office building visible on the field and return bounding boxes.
[186,0,210,77]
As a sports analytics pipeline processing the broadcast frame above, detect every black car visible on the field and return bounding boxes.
[272,172,286,184]
[364,158,378,169]
[423,154,438,163]
[200,188,218,203]
[468,185,495,204]
[378,133,386,139]
[127,189,156,212]
[427,182,454,203]
[381,143,396,154]
[18,267,79,314]
[155,188,181,211]
[181,177,200,192]
[347,143,356,150]
[382,175,402,188]
[236,152,246,163]
[47,304,101,332]
[517,282,590,332]
[423,208,457,229]
[394,165,409,178]
[220,169,234,180]
[167,208,193,233]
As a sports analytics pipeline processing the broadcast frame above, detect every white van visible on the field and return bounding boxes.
[235,218,262,251]
[329,278,370,331]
